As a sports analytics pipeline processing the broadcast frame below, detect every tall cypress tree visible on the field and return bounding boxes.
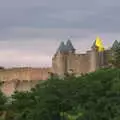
[111,40,120,68]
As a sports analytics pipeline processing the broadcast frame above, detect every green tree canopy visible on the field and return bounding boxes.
[4,68,120,120]
[111,40,120,68]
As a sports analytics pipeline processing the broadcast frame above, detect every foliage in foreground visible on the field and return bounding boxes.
[1,68,120,120]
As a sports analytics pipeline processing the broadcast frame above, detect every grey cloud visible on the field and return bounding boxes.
[76,6,120,33]
[0,28,94,40]
[0,0,119,67]
[0,0,120,32]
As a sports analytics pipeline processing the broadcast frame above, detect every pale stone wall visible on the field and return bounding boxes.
[15,80,39,92]
[52,53,68,75]
[0,67,52,81]
[1,80,40,96]
[52,49,111,76]
[74,53,90,74]
[53,52,91,75]
[1,80,16,96]
[53,51,91,75]
[89,50,99,72]
[0,67,52,96]
[66,53,76,73]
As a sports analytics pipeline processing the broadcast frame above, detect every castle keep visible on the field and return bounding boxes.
[0,39,113,95]
[52,39,110,75]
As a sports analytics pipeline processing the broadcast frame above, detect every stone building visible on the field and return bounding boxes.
[0,39,114,96]
[52,40,111,76]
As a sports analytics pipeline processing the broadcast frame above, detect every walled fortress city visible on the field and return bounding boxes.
[0,38,117,96]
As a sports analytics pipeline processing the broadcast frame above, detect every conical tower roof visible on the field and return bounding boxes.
[112,40,119,50]
[91,40,97,49]
[91,37,104,51]
[56,41,68,53]
[66,39,75,52]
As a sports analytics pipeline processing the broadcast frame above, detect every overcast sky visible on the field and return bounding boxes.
[0,0,120,68]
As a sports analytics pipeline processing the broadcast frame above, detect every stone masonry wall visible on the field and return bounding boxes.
[0,67,52,96]
[74,53,90,74]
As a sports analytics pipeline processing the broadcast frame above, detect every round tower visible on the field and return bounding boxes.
[90,40,99,72]
[52,39,76,76]
[65,39,76,74]
[52,41,68,76]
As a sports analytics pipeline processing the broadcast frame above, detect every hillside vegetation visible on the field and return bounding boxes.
[0,68,119,120]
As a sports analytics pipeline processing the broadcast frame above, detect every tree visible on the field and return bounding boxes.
[6,68,120,120]
[0,82,7,120]
[111,40,120,68]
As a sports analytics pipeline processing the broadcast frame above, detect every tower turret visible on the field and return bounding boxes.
[56,41,68,54]
[90,38,105,71]
[52,41,68,76]
[112,40,119,50]
[52,40,76,76]
[91,40,98,50]
[66,39,75,53]
[90,40,99,71]
[65,39,76,74]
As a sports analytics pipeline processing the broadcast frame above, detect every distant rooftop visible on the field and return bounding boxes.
[56,39,75,53]
[66,39,75,52]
